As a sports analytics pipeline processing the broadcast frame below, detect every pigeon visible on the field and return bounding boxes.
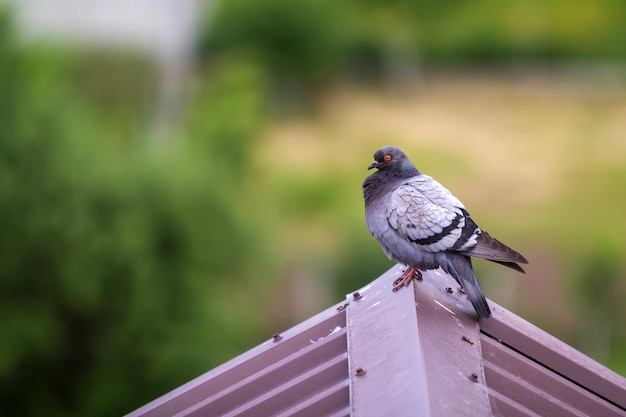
[363,146,528,318]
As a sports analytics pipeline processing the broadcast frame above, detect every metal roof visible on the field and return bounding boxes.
[127,265,626,417]
[126,298,350,417]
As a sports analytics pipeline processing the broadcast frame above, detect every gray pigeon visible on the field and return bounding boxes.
[363,146,528,318]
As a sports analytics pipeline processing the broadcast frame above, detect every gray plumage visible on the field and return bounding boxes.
[363,146,528,319]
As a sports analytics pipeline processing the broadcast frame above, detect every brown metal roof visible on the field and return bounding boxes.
[346,267,492,417]
[480,304,626,416]
[127,265,626,417]
[127,301,349,417]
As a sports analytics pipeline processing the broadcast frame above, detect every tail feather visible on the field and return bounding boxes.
[462,230,528,272]
[442,254,491,319]
[490,259,526,273]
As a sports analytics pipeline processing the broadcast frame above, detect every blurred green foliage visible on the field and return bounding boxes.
[203,0,342,84]
[202,0,626,87]
[0,8,275,416]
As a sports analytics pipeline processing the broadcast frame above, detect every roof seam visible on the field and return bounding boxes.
[480,329,626,413]
[483,358,591,417]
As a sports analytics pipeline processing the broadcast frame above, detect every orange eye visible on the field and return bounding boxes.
[384,154,392,161]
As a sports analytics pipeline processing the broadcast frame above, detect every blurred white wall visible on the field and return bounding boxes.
[6,0,209,141]
[9,0,202,58]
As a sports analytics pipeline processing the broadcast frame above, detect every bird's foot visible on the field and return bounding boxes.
[393,267,422,292]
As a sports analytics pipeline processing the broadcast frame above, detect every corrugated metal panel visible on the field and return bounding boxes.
[127,303,349,417]
[480,302,626,417]
[347,265,492,417]
[127,265,626,417]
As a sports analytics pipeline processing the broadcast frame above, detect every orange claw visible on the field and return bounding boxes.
[392,267,422,292]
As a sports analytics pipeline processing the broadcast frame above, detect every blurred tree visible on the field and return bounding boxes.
[570,241,626,370]
[185,55,268,173]
[201,0,626,82]
[204,0,342,79]
[200,0,345,108]
[0,8,275,416]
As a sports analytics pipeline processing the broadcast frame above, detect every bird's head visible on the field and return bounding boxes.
[367,146,419,175]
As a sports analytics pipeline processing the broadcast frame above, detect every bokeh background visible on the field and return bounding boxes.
[1,1,625,415]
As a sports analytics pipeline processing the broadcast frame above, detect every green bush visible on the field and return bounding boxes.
[0,10,275,416]
[201,0,626,83]
[202,0,343,86]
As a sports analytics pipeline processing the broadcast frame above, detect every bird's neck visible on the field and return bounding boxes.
[363,168,419,204]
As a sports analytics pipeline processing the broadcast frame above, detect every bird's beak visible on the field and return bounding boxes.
[367,161,378,170]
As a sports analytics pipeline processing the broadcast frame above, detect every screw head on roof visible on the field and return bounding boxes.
[462,335,475,345]
[352,291,362,301]
[355,367,366,376]
[272,333,282,342]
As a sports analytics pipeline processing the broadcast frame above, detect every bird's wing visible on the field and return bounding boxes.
[387,176,528,271]
[387,176,477,253]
